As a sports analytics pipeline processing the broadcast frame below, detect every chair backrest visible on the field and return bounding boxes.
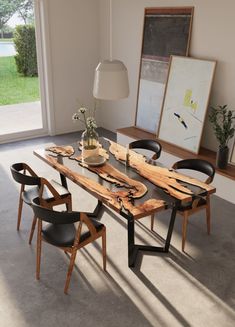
[10,163,41,186]
[31,197,80,224]
[172,159,215,184]
[129,139,162,160]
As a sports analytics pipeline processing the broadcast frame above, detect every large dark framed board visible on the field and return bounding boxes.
[135,7,194,134]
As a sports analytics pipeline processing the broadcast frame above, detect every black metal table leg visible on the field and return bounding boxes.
[87,200,103,218]
[127,217,138,267]
[164,202,179,252]
[59,173,70,210]
[60,172,68,189]
[59,164,103,216]
[126,201,179,267]
[56,156,68,189]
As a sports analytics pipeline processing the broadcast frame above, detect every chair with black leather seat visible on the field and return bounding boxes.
[31,197,106,294]
[152,158,215,251]
[10,162,72,244]
[129,139,162,160]
[129,139,162,229]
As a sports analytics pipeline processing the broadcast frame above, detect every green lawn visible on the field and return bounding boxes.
[0,56,40,105]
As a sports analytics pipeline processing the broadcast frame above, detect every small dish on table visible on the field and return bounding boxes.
[83,155,106,167]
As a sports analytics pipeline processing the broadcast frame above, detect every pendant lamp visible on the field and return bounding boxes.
[93,0,129,100]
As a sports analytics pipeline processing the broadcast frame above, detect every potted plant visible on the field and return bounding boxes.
[209,104,235,169]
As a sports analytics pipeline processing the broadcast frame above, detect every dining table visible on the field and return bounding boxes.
[33,137,216,267]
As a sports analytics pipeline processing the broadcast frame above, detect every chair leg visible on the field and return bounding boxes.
[206,198,211,235]
[182,212,189,252]
[29,216,37,244]
[151,213,155,231]
[102,228,106,271]
[36,220,42,280]
[64,248,77,294]
[17,194,24,231]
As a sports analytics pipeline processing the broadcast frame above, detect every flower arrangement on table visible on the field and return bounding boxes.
[72,106,99,157]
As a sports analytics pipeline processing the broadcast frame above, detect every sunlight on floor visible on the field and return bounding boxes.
[0,272,26,326]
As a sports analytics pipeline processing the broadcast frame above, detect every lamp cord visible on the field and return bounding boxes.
[109,0,112,61]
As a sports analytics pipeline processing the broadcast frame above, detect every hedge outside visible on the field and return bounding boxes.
[13,25,38,77]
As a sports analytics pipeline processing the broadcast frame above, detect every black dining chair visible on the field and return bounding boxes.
[129,139,162,160]
[152,158,215,251]
[31,197,106,294]
[10,162,72,244]
[129,139,162,229]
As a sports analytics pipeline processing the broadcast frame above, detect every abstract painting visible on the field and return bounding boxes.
[158,56,216,154]
[135,7,194,133]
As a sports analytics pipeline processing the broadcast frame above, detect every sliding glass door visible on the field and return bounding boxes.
[0,0,48,143]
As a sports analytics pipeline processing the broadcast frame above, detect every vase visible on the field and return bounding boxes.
[81,128,99,159]
[216,146,229,169]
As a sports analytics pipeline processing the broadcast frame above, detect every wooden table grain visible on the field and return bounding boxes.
[34,138,216,267]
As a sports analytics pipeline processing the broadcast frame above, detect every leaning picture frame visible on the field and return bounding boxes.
[135,7,194,134]
[158,56,216,154]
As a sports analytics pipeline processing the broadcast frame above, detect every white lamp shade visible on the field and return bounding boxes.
[93,60,129,100]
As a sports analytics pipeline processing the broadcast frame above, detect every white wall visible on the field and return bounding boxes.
[98,0,235,152]
[46,0,99,134]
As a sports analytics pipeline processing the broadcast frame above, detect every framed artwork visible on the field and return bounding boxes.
[135,7,194,133]
[158,56,216,154]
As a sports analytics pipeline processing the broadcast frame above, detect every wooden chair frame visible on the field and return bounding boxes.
[35,208,106,294]
[11,163,72,244]
[29,177,72,244]
[151,159,214,251]
[15,163,39,232]
[178,194,211,251]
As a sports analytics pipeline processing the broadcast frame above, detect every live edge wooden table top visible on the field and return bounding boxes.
[34,138,216,267]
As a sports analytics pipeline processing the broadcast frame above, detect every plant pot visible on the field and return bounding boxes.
[216,146,229,169]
